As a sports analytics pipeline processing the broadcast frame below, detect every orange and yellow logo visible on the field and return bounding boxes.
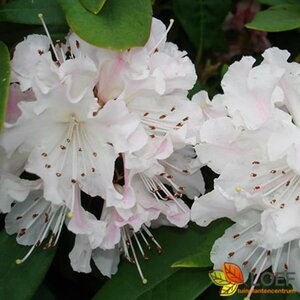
[209,262,244,296]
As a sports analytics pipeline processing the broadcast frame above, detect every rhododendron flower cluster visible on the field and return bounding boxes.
[192,47,300,295]
[0,17,204,282]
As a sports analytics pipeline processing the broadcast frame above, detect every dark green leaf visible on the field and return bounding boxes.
[0,0,66,25]
[258,0,299,5]
[93,221,231,300]
[172,0,230,51]
[79,0,107,14]
[59,0,152,50]
[172,219,231,268]
[246,4,300,32]
[0,41,10,132]
[138,269,211,300]
[0,231,56,300]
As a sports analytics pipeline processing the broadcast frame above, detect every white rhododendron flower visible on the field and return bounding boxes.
[0,17,205,282]
[191,47,300,295]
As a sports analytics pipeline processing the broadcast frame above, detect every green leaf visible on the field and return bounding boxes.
[79,0,107,14]
[172,0,230,51]
[93,221,230,300]
[246,4,300,32]
[171,219,231,268]
[0,0,66,25]
[0,41,10,133]
[137,269,211,300]
[0,231,56,300]
[59,0,152,50]
[258,0,299,5]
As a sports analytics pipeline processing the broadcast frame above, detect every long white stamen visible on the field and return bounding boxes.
[245,251,271,300]
[273,246,283,275]
[38,13,60,63]
[125,227,148,284]
[150,19,174,54]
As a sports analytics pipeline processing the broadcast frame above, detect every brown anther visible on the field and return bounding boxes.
[167,175,173,179]
[149,134,155,138]
[149,125,156,130]
[18,228,26,237]
[32,213,38,218]
[286,180,290,187]
[38,49,44,55]
[78,147,83,152]
[251,268,257,273]
[35,240,41,247]
[179,186,184,191]
[296,195,300,201]
[45,164,51,168]
[271,199,276,204]
[228,252,235,258]
[107,142,113,146]
[270,170,276,174]
[280,203,285,209]
[81,173,85,177]
[282,170,286,174]
[91,167,96,172]
[43,243,50,250]
[76,40,80,48]
[171,106,176,112]
[71,179,77,184]
[246,240,253,245]
[233,234,240,239]
[176,122,183,127]
[45,213,49,223]
[284,264,288,271]
[250,173,257,177]
[254,186,260,190]
[252,161,260,165]
[182,169,190,174]
[41,152,48,157]
[93,152,97,157]
[159,173,166,176]
[267,250,271,256]
[159,114,167,119]
[182,116,189,121]
[60,145,66,150]
[143,112,149,117]
[16,216,22,220]
[56,172,61,177]
[242,260,249,266]
[66,138,71,143]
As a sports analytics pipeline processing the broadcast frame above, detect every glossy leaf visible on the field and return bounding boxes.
[258,0,299,5]
[0,41,10,132]
[79,0,107,14]
[171,219,232,268]
[0,0,66,25]
[59,0,152,50]
[0,230,56,300]
[209,270,229,286]
[220,283,238,297]
[172,0,230,51]
[222,262,244,284]
[246,4,300,32]
[137,269,211,300]
[93,223,221,300]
